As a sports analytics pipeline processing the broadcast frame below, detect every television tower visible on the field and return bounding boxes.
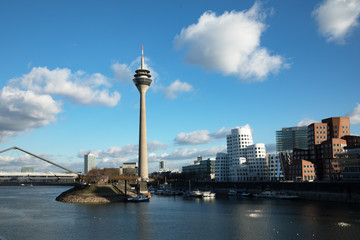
[133,46,152,181]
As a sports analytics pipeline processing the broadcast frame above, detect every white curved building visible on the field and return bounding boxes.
[227,127,254,159]
[246,143,268,181]
[215,126,269,182]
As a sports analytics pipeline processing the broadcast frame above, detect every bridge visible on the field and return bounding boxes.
[0,146,79,176]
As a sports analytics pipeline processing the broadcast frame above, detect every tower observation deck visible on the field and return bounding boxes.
[133,46,152,181]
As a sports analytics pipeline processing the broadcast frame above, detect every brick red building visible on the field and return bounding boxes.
[288,148,316,181]
[284,117,352,181]
[308,117,350,180]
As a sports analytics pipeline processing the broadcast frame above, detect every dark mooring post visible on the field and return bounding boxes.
[125,179,127,197]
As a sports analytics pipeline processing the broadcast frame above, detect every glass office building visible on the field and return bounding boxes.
[276,126,308,152]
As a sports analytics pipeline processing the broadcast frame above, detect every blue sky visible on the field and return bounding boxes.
[0,0,360,173]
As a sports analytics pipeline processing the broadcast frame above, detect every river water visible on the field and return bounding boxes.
[0,186,359,240]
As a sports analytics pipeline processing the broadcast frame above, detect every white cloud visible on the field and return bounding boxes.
[175,130,212,145]
[210,127,232,139]
[313,0,360,43]
[78,140,167,162]
[0,154,40,172]
[265,143,276,154]
[148,141,168,151]
[347,103,360,124]
[0,86,62,141]
[111,62,133,83]
[76,140,168,170]
[297,118,317,127]
[10,67,121,107]
[174,3,287,81]
[0,152,73,172]
[164,80,194,99]
[149,145,227,162]
[223,124,253,136]
[112,57,160,89]
[60,161,85,173]
[0,65,124,141]
[174,125,250,146]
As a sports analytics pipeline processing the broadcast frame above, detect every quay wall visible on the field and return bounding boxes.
[168,181,360,203]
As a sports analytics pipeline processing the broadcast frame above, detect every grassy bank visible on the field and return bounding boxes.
[56,184,135,204]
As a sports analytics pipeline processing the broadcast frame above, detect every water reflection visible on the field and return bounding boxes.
[0,186,360,240]
[134,202,151,239]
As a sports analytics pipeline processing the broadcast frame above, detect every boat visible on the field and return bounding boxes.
[186,190,216,198]
[127,195,150,202]
[155,189,164,195]
[188,189,203,198]
[275,193,299,200]
[254,189,298,200]
[228,189,237,196]
[240,192,253,198]
[148,187,156,194]
[202,191,216,198]
[254,189,274,198]
[228,189,250,197]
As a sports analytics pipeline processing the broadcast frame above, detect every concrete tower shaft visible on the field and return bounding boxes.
[133,46,152,181]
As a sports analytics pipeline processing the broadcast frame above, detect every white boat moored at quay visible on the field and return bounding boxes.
[254,190,299,200]
[127,195,150,202]
[202,191,216,197]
